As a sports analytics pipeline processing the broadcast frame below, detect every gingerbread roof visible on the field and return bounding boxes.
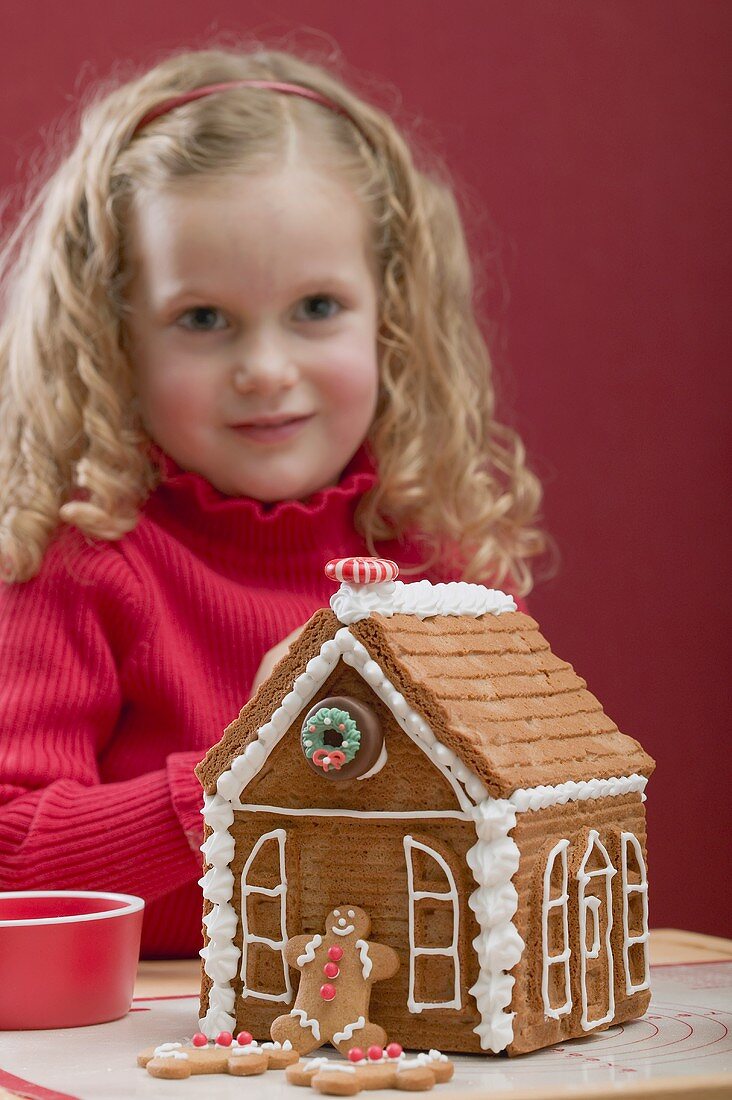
[349,610,654,796]
[197,604,654,801]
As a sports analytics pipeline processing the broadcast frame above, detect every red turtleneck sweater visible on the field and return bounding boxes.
[0,449,525,957]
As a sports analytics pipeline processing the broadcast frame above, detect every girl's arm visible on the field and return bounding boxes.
[0,543,202,900]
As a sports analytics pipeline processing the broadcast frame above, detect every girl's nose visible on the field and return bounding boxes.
[232,345,298,395]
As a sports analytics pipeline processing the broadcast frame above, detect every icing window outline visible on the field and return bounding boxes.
[239,828,292,1004]
[620,831,650,995]
[577,830,616,1031]
[403,835,461,1013]
[540,838,572,1020]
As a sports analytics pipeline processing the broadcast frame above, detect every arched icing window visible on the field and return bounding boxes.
[403,835,461,1013]
[240,828,292,1003]
[541,839,572,1019]
[620,831,650,995]
[577,830,616,1031]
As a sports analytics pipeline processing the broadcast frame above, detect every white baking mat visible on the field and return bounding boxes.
[1,962,730,1099]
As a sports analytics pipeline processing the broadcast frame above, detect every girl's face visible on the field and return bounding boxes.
[124,161,380,500]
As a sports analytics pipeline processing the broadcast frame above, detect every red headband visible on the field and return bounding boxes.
[132,80,372,145]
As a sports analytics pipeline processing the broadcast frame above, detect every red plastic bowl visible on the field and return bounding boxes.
[0,891,144,1029]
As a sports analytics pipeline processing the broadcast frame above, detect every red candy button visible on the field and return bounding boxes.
[348,1047,365,1063]
[320,983,337,1001]
[236,1031,253,1046]
[215,1031,233,1047]
[327,946,343,962]
[367,1045,383,1061]
[386,1042,403,1059]
[323,962,340,978]
[325,557,399,585]
[192,1032,208,1047]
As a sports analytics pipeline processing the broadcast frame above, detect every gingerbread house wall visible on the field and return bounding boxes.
[200,659,491,1052]
[507,792,650,1055]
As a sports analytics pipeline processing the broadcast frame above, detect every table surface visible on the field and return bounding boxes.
[1,929,730,1100]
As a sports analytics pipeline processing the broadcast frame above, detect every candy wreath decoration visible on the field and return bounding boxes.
[301,707,361,773]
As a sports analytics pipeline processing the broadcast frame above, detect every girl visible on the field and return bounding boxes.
[0,46,546,956]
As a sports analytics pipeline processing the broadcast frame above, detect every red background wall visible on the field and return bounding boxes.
[1,2,729,936]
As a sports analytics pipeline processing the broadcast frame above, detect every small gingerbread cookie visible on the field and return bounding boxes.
[285,1045,455,1095]
[271,904,399,1055]
[138,1031,296,1079]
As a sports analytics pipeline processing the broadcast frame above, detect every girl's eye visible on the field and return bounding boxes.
[295,295,341,322]
[178,306,227,332]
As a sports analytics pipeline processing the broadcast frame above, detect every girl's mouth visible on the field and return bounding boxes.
[229,414,315,443]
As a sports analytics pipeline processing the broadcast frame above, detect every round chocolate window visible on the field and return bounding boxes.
[300,696,383,781]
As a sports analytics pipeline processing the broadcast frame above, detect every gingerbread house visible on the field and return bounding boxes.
[195,558,655,1056]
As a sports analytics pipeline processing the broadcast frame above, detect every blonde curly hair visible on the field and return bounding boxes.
[0,42,548,591]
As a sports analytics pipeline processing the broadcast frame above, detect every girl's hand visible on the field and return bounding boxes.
[250,626,305,697]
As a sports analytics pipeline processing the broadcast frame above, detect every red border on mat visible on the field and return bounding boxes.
[0,1068,80,1100]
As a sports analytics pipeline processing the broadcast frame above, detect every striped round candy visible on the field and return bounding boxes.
[325,557,399,585]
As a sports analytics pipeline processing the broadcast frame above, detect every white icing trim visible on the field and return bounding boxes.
[508,774,648,813]
[299,1056,328,1073]
[541,839,572,1020]
[332,1016,366,1043]
[356,740,388,780]
[290,1007,321,1042]
[239,829,292,1004]
[296,933,323,966]
[403,835,461,1013]
[355,939,372,979]
[577,830,616,1031]
[620,831,650,995]
[198,796,239,1035]
[217,627,485,811]
[234,804,471,820]
[330,578,516,624]
[466,799,523,1052]
[302,1058,329,1074]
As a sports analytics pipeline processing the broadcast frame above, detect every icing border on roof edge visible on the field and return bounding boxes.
[330,579,517,624]
[213,625,487,810]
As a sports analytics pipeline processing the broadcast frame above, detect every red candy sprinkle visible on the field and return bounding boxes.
[192,1032,208,1047]
[236,1031,253,1046]
[367,1045,384,1061]
[215,1031,233,1047]
[323,962,340,978]
[320,983,337,1001]
[348,1047,365,1063]
[327,945,343,962]
[386,1042,403,1059]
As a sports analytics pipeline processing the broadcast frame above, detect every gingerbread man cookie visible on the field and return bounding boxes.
[271,905,399,1055]
[137,1031,298,1079]
[286,1045,455,1095]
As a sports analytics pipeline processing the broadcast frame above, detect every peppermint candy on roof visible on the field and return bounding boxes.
[325,557,399,585]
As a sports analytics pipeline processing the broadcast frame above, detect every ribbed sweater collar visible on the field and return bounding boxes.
[142,445,380,586]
